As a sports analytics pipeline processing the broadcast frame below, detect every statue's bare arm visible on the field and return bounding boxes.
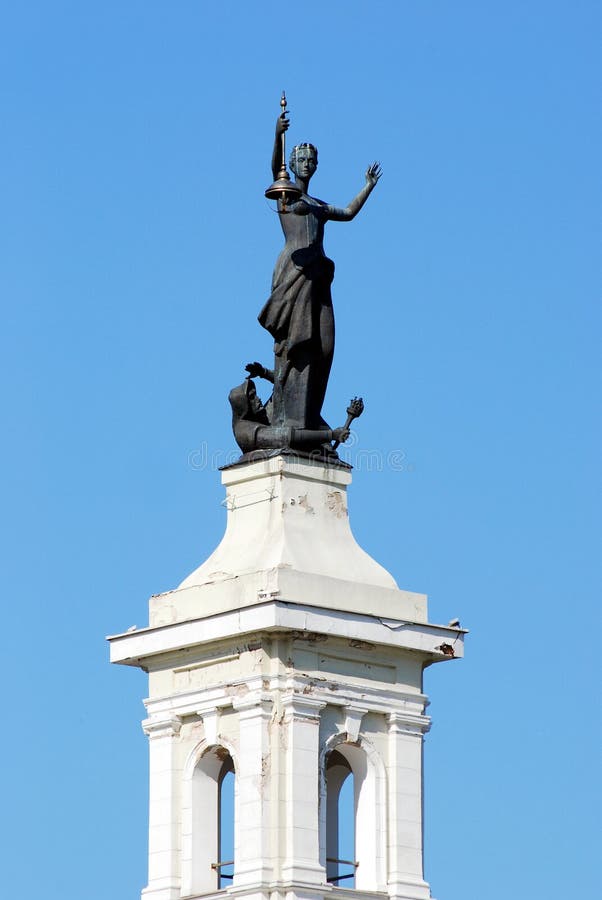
[272,113,290,180]
[325,163,382,222]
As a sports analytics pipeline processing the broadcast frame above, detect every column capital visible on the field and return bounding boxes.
[142,715,182,739]
[387,710,431,736]
[232,693,273,717]
[282,693,326,722]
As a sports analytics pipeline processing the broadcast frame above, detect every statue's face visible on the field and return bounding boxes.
[247,382,263,415]
[292,147,317,180]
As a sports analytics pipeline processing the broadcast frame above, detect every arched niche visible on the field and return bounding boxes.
[181,741,237,895]
[321,734,387,891]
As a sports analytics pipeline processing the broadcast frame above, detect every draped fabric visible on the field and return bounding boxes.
[259,246,335,356]
[258,245,335,430]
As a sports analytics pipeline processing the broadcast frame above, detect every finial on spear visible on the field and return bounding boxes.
[264,91,302,210]
[332,397,365,449]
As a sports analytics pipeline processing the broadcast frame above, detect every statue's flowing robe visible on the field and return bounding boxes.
[259,243,335,431]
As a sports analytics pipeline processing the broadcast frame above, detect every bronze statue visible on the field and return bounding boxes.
[260,101,381,434]
[230,94,379,458]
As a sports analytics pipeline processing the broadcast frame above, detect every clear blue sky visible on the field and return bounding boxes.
[1,2,599,898]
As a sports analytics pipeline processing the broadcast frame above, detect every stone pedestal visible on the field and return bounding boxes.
[109,455,465,900]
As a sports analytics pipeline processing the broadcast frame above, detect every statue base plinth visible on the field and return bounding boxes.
[151,454,428,628]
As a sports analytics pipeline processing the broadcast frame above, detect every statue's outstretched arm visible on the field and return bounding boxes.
[326,162,382,222]
[271,113,290,180]
[253,425,351,450]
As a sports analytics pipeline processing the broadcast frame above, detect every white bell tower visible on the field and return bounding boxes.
[109,454,464,900]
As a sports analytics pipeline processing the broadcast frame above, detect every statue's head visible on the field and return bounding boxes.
[229,379,265,421]
[289,143,318,180]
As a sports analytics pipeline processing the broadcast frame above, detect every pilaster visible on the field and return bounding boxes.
[141,716,182,900]
[280,694,327,885]
[386,712,431,900]
[232,694,274,888]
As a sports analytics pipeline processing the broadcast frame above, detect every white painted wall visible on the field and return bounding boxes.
[110,457,463,900]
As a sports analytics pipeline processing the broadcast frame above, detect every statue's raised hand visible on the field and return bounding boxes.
[276,112,290,136]
[245,361,265,379]
[365,162,382,188]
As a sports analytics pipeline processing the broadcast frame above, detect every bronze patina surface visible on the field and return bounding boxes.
[230,95,380,458]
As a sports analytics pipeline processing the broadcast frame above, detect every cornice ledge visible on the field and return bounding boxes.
[288,673,428,713]
[232,692,274,715]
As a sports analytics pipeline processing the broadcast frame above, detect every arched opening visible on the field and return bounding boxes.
[326,750,357,887]
[217,756,235,887]
[323,738,386,891]
[184,746,236,894]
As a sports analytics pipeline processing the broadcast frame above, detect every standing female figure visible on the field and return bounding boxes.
[258,111,381,435]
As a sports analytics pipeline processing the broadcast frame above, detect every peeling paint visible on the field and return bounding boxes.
[270,708,285,726]
[261,754,270,782]
[252,654,264,672]
[326,490,348,518]
[292,630,328,643]
[349,639,375,650]
[246,640,262,652]
[297,493,315,515]
[279,720,288,751]
[268,708,287,752]
[225,682,250,697]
